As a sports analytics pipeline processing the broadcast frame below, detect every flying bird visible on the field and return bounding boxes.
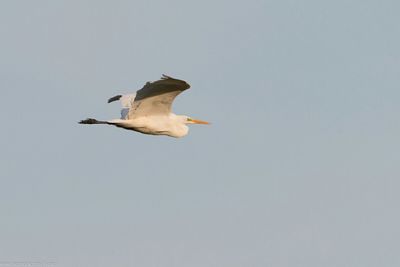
[79,75,209,138]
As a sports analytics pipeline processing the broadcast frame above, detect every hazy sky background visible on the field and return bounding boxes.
[1,0,399,266]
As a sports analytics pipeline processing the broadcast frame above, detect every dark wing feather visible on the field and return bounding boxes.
[127,75,190,119]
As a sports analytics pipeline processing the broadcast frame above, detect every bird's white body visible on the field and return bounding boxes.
[79,75,209,138]
[109,114,189,138]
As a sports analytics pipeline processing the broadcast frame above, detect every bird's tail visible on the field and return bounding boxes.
[79,118,109,125]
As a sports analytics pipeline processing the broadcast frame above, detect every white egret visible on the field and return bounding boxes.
[79,75,209,138]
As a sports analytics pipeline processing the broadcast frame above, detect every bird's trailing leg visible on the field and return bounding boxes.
[79,118,109,125]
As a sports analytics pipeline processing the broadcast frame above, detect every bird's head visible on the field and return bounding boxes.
[180,115,210,125]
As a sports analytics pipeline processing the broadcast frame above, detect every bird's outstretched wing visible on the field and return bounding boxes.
[127,75,190,119]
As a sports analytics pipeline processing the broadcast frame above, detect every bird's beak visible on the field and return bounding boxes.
[191,118,210,125]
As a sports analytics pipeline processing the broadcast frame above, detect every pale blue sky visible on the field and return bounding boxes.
[1,0,400,266]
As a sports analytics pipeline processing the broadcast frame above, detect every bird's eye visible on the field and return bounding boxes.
[187,118,192,121]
